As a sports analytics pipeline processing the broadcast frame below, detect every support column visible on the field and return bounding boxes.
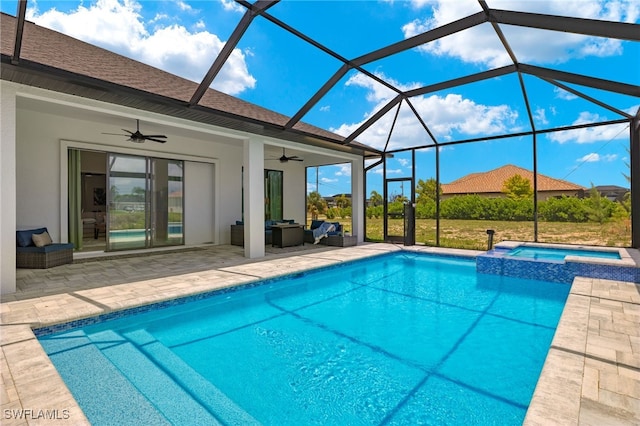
[351,157,364,243]
[0,82,17,295]
[631,112,640,248]
[243,138,265,258]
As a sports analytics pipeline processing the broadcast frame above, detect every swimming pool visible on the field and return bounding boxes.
[505,246,621,261]
[37,253,569,425]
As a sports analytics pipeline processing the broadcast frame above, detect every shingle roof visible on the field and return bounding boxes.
[442,164,585,195]
[0,13,375,154]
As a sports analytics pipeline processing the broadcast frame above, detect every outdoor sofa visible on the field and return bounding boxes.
[16,227,74,268]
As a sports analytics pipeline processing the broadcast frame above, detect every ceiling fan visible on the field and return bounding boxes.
[103,119,167,143]
[270,148,303,163]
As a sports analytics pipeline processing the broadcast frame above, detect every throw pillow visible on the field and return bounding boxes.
[32,231,53,248]
[16,227,47,247]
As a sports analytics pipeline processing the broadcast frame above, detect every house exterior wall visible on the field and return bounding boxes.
[13,93,307,250]
[440,190,582,201]
[15,107,228,246]
[1,81,349,294]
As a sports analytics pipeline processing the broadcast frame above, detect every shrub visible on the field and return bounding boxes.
[416,199,436,219]
[538,196,587,222]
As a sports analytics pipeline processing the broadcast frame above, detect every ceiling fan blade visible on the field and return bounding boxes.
[102,132,129,136]
[122,129,134,135]
[288,158,303,161]
[145,137,167,143]
[142,134,167,138]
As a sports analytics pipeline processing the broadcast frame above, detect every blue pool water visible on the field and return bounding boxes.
[38,253,569,425]
[506,246,621,261]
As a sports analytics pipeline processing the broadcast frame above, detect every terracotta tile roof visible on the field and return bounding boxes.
[0,13,351,145]
[442,164,585,195]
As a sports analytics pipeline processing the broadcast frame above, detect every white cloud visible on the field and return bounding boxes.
[220,0,245,13]
[334,165,351,176]
[554,87,578,101]
[397,158,410,167]
[149,13,170,24]
[577,153,618,163]
[578,153,600,162]
[534,108,549,125]
[333,71,519,150]
[321,177,338,184]
[332,78,519,151]
[548,112,630,143]
[320,105,331,112]
[176,1,193,12]
[373,167,403,175]
[27,0,256,95]
[345,72,421,105]
[403,0,637,67]
[626,104,640,115]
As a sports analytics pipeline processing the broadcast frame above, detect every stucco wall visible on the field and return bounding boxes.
[15,103,306,247]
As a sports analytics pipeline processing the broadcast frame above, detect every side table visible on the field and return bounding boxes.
[271,224,304,248]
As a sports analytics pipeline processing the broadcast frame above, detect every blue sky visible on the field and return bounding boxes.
[3,0,638,197]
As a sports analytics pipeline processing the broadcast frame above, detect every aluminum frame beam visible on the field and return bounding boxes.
[632,109,640,248]
[189,0,278,106]
[352,11,487,67]
[11,0,27,64]
[489,9,640,41]
[405,65,516,98]
[519,64,640,97]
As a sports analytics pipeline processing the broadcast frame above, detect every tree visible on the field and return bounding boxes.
[307,191,326,220]
[369,190,383,207]
[416,178,441,203]
[391,193,409,204]
[335,194,351,208]
[584,184,612,224]
[502,174,533,199]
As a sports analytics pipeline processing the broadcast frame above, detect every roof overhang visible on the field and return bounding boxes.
[1,55,383,158]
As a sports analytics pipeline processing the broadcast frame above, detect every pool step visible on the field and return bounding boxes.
[114,329,260,426]
[40,329,173,425]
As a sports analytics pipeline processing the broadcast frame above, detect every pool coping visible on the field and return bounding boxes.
[1,244,638,424]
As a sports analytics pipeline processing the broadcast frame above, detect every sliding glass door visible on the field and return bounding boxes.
[150,158,184,247]
[107,154,184,251]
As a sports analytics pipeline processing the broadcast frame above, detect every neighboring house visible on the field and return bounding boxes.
[324,193,351,208]
[0,13,372,294]
[441,165,585,201]
[595,185,629,202]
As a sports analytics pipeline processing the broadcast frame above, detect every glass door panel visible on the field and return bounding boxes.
[107,154,148,250]
[385,178,411,242]
[150,159,184,246]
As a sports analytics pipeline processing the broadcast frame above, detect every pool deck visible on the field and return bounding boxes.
[1,243,639,425]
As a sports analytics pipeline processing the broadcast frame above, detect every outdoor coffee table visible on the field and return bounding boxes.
[271,224,304,248]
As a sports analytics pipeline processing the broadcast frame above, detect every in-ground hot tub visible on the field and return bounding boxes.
[477,242,638,284]
[504,245,621,261]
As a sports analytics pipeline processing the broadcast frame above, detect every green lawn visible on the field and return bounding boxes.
[364,218,631,250]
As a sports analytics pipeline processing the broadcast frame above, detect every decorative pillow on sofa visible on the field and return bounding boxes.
[16,227,48,247]
[310,220,324,230]
[32,231,53,248]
